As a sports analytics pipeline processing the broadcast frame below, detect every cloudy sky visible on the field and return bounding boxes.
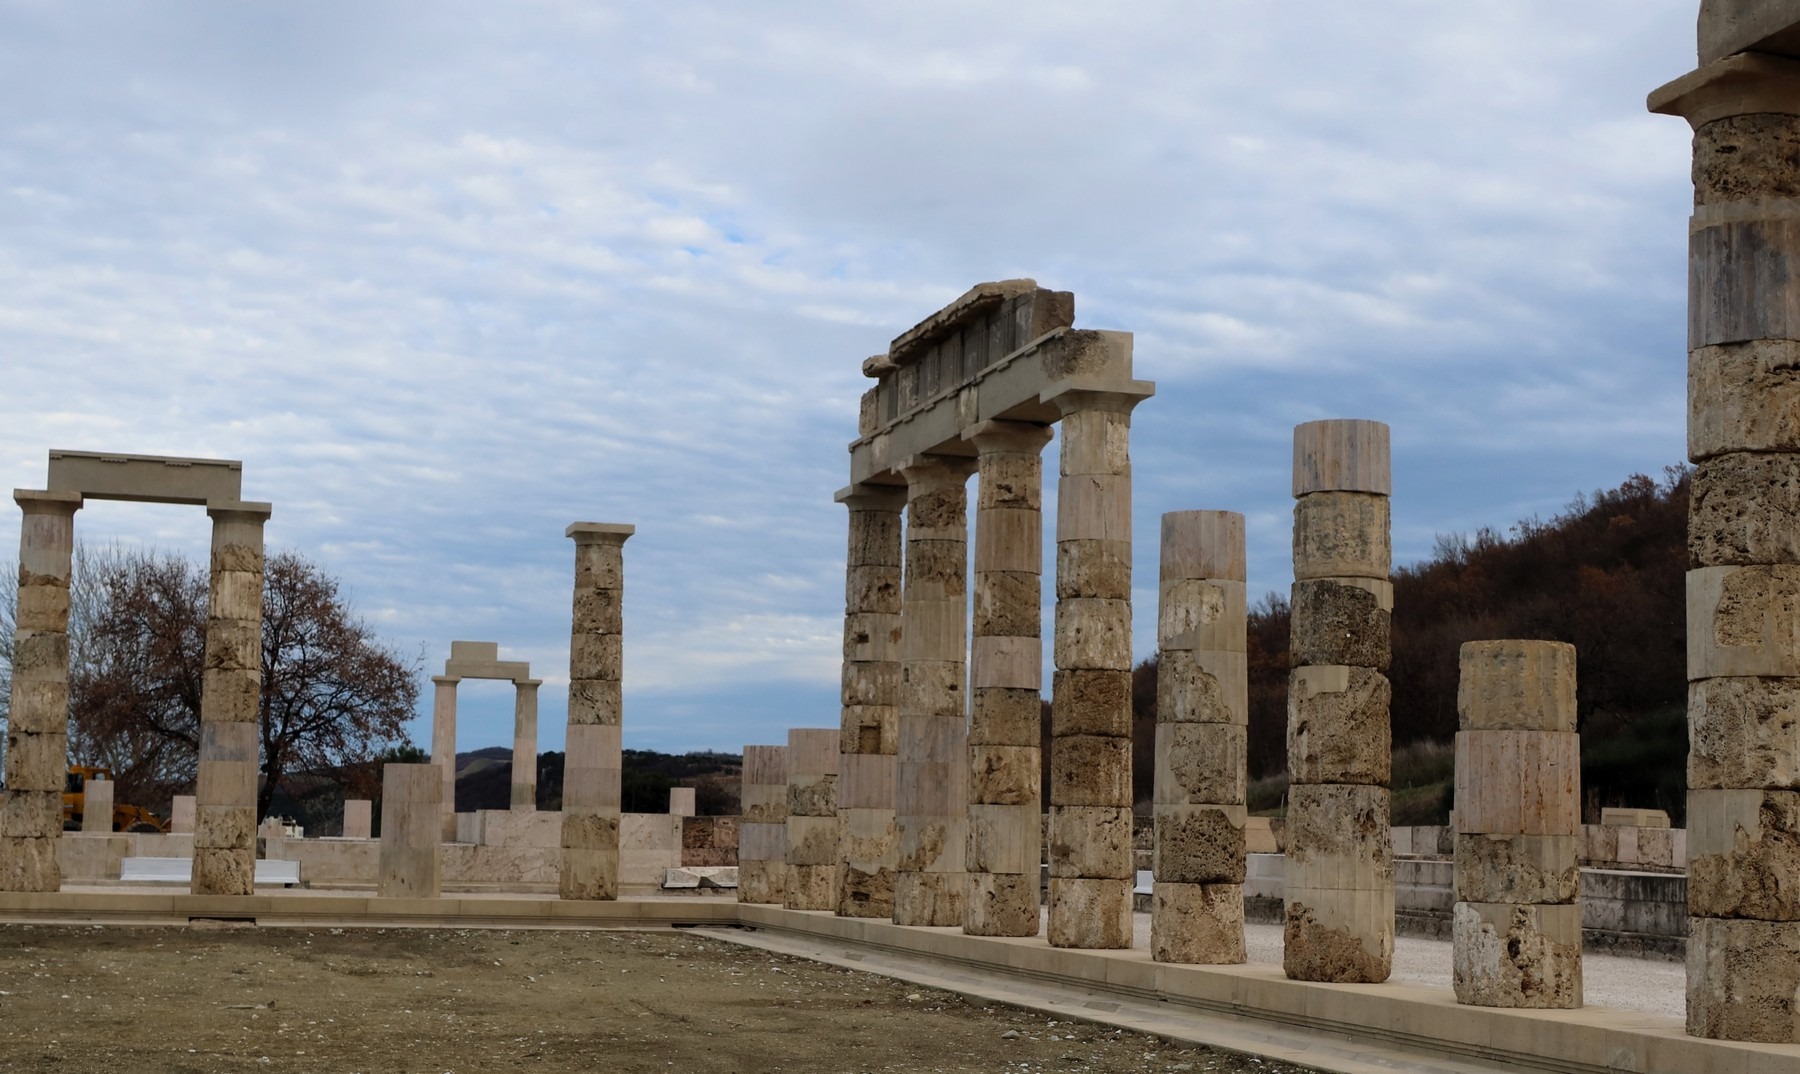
[0,1,1700,756]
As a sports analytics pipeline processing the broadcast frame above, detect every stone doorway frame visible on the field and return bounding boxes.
[429,641,541,841]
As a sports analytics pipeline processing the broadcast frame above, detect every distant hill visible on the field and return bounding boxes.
[451,747,743,815]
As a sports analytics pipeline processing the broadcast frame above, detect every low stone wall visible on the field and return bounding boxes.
[1390,824,1686,873]
[681,816,738,867]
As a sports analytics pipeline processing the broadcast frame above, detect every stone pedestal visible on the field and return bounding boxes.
[1,490,81,892]
[378,763,442,898]
[835,483,905,919]
[1283,419,1394,982]
[1152,510,1248,964]
[80,778,114,833]
[668,787,695,817]
[785,728,841,911]
[561,522,633,900]
[169,795,196,835]
[1452,640,1581,1008]
[1652,39,1800,1043]
[430,675,460,841]
[511,679,541,811]
[738,744,789,905]
[894,455,976,927]
[343,799,372,840]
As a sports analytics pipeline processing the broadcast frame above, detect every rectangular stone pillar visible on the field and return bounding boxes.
[1,489,80,892]
[378,763,442,898]
[169,795,196,835]
[836,483,905,918]
[192,500,271,897]
[80,777,114,833]
[1047,388,1148,949]
[343,799,372,839]
[786,728,841,910]
[561,522,632,900]
[738,744,789,905]
[1152,510,1248,964]
[893,455,975,926]
[430,675,460,841]
[1283,419,1394,982]
[668,787,695,817]
[1653,37,1800,1044]
[511,679,541,811]
[1452,640,1581,1008]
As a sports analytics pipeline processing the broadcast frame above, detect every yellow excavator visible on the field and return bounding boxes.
[62,766,168,833]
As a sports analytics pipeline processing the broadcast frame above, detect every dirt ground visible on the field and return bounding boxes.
[0,924,1321,1073]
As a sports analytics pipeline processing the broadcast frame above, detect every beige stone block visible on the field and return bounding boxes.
[1160,578,1247,653]
[1293,419,1390,496]
[896,814,965,874]
[738,821,787,861]
[1056,474,1130,543]
[1047,804,1132,879]
[973,447,1047,512]
[1154,723,1247,806]
[1057,407,1130,476]
[1049,734,1130,807]
[1053,597,1132,670]
[1454,833,1579,904]
[191,845,255,896]
[1048,877,1132,948]
[740,785,787,825]
[1454,730,1580,836]
[742,745,787,787]
[1286,784,1393,885]
[1687,916,1800,1043]
[964,872,1040,937]
[838,806,895,867]
[1690,215,1800,349]
[202,618,259,672]
[5,680,68,734]
[1287,666,1391,785]
[969,744,1038,806]
[897,711,963,765]
[1159,649,1247,725]
[201,667,261,723]
[903,471,972,542]
[566,723,622,767]
[1689,564,1800,678]
[736,859,784,905]
[72,777,109,833]
[974,510,1043,574]
[1160,510,1246,585]
[901,599,966,662]
[972,570,1043,639]
[1688,788,1800,919]
[838,861,895,918]
[838,753,894,809]
[378,846,441,899]
[899,659,965,717]
[571,587,623,633]
[1457,640,1577,732]
[970,635,1040,690]
[569,633,622,680]
[567,678,622,726]
[786,815,839,865]
[1245,816,1278,854]
[561,810,620,851]
[838,704,897,756]
[1283,887,1394,983]
[897,760,964,819]
[968,687,1041,746]
[1691,339,1800,460]
[1151,881,1246,964]
[342,799,372,840]
[893,870,964,926]
[846,563,902,615]
[787,775,838,818]
[1289,579,1390,670]
[1154,803,1246,884]
[11,630,69,682]
[1452,901,1582,1009]
[845,509,902,569]
[1689,677,1800,789]
[562,764,621,810]
[0,791,61,840]
[209,569,262,618]
[903,540,967,603]
[1050,668,1131,736]
[1054,538,1131,601]
[211,542,264,575]
[1292,492,1391,581]
[1638,825,1675,868]
[1695,453,1800,570]
[14,583,69,633]
[573,542,624,590]
[196,760,257,808]
[169,796,195,834]
[0,836,59,892]
[200,718,259,763]
[2,731,65,791]
[560,845,619,901]
[842,612,903,664]
[967,803,1036,874]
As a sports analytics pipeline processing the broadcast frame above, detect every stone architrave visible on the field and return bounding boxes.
[512,679,542,811]
[1452,641,1582,1009]
[343,799,373,840]
[835,483,905,919]
[893,454,977,927]
[1283,419,1395,983]
[378,763,442,898]
[785,728,841,911]
[1651,18,1800,1043]
[1151,510,1249,964]
[738,744,789,905]
[964,420,1053,937]
[562,523,633,900]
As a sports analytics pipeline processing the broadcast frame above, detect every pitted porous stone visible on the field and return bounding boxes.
[569,633,623,680]
[967,804,1035,873]
[1687,916,1800,1043]
[1688,789,1800,920]
[1158,578,1247,653]
[973,571,1041,636]
[571,588,623,633]
[1285,785,1393,883]
[1151,882,1246,964]
[1283,898,1393,983]
[1691,452,1800,566]
[202,667,261,722]
[1153,723,1247,805]
[1691,341,1800,460]
[12,630,70,680]
[968,687,1040,746]
[1053,597,1132,670]
[193,804,256,850]
[842,613,903,664]
[969,744,1037,805]
[904,540,968,596]
[1287,666,1392,786]
[1046,805,1132,879]
[14,584,70,632]
[736,859,784,905]
[1056,407,1131,475]
[965,872,1040,936]
[1153,804,1247,884]
[1292,492,1391,581]
[901,661,964,717]
[573,548,624,591]
[0,836,59,892]
[1055,539,1131,600]
[1050,668,1132,736]
[841,659,900,705]
[567,678,623,726]
[1049,734,1131,807]
[976,452,1045,511]
[561,810,621,850]
[893,871,963,926]
[787,774,838,818]
[1454,833,1580,904]
[561,846,619,900]
[785,864,841,910]
[3,731,67,792]
[847,511,903,568]
[1457,640,1577,732]
[0,792,61,840]
[786,815,840,866]
[1694,113,1800,203]
[1451,902,1582,1009]
[192,846,256,896]
[1158,649,1247,725]
[1688,564,1800,678]
[1689,678,1800,789]
[1047,877,1132,949]
[1288,579,1391,670]
[907,483,972,539]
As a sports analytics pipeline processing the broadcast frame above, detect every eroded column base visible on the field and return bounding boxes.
[838,864,896,918]
[964,871,1040,937]
[191,846,255,896]
[1048,877,1132,949]
[1151,881,1246,964]
[736,860,786,905]
[894,871,964,927]
[0,836,60,892]
[1283,895,1393,983]
[1451,901,1581,1009]
[1688,916,1800,1043]
[784,864,841,911]
[559,845,620,901]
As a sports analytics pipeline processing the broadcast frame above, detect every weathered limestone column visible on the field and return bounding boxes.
[1452,641,1582,1008]
[430,675,460,841]
[1,490,80,892]
[561,522,633,901]
[377,763,442,898]
[1152,510,1248,964]
[1048,388,1146,949]
[192,500,271,897]
[1652,32,1800,1044]
[510,679,541,811]
[738,744,789,905]
[1283,419,1394,982]
[80,778,114,834]
[785,728,841,910]
[964,420,1052,937]
[835,483,905,919]
[343,799,372,840]
[893,454,976,927]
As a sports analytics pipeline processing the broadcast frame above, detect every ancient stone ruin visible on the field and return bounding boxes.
[430,641,540,841]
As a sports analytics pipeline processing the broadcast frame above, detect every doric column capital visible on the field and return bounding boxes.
[963,419,1053,456]
[431,675,461,687]
[1650,51,1800,127]
[1041,378,1155,418]
[896,452,978,490]
[14,489,83,517]
[835,482,907,513]
[205,499,273,523]
[514,678,543,692]
[566,521,635,546]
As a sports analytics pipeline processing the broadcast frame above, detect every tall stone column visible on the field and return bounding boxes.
[1,490,80,892]
[561,522,633,901]
[430,675,459,841]
[785,728,841,910]
[1283,419,1393,982]
[1452,640,1581,1008]
[963,420,1052,937]
[738,744,789,905]
[1048,389,1146,949]
[1652,43,1800,1043]
[378,763,442,898]
[192,500,271,897]
[893,454,976,927]
[511,679,541,811]
[836,483,905,918]
[1152,510,1248,964]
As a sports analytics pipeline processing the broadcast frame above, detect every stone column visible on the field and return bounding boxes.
[561,522,633,900]
[738,744,789,905]
[893,454,976,927]
[668,787,696,817]
[192,500,271,897]
[169,796,196,835]
[378,763,442,898]
[836,483,905,919]
[343,799,372,840]
[963,420,1052,937]
[80,777,114,833]
[1047,389,1145,949]
[1452,640,1581,1008]
[1283,419,1393,982]
[430,675,460,841]
[510,679,541,811]
[1652,44,1800,1044]
[1,489,80,892]
[1152,510,1248,964]
[786,728,841,910]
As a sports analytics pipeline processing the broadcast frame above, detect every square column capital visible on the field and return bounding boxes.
[835,483,908,512]
[567,521,635,546]
[14,489,83,516]
[964,419,1053,455]
[1040,377,1155,417]
[1650,51,1800,127]
[206,500,273,523]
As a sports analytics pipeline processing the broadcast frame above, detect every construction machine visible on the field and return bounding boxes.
[62,765,168,833]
